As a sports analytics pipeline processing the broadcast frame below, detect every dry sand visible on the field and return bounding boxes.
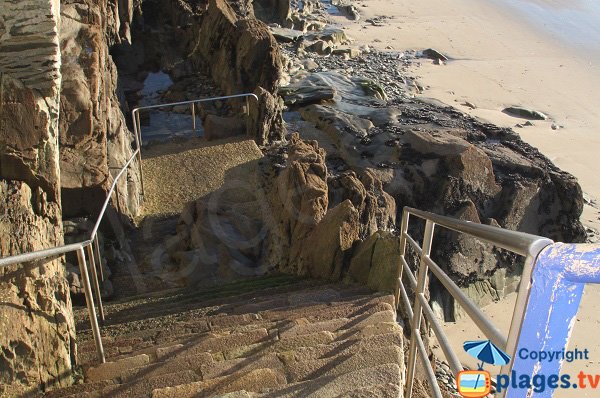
[328,1,600,395]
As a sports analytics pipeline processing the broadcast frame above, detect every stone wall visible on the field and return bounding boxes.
[59,0,141,218]
[0,0,76,394]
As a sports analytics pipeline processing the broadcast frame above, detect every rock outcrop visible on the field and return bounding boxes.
[0,1,75,394]
[59,0,141,218]
[189,0,285,144]
[165,134,398,296]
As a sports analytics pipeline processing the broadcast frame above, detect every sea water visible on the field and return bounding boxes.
[496,0,600,59]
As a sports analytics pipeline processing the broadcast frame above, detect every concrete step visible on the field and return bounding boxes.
[85,354,151,382]
[151,368,287,398]
[258,294,395,323]
[257,363,403,398]
[84,276,322,326]
[70,370,200,398]
[42,380,116,398]
[282,345,403,383]
[78,296,394,366]
[199,352,284,380]
[278,332,403,362]
[279,309,397,339]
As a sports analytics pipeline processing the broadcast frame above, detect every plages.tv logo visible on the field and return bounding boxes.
[456,340,511,397]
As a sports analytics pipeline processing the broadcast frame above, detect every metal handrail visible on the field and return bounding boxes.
[0,241,91,268]
[0,93,260,367]
[0,150,141,364]
[399,206,553,398]
[131,93,260,198]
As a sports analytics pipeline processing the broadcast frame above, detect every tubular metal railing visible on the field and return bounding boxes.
[398,207,554,398]
[0,93,259,366]
[0,149,140,364]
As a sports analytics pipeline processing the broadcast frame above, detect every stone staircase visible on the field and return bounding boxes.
[44,275,406,397]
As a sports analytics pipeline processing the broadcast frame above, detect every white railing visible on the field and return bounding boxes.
[0,93,259,365]
[398,207,554,398]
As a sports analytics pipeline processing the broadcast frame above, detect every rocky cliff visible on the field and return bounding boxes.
[0,0,75,394]
[59,0,141,218]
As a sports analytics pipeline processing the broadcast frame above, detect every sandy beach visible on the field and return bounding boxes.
[330,0,600,395]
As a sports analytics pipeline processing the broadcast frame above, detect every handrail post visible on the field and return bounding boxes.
[134,110,144,197]
[86,243,105,323]
[94,238,104,281]
[76,247,105,363]
[191,102,196,131]
[397,209,410,310]
[405,219,435,398]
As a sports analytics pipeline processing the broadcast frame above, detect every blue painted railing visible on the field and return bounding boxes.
[507,244,600,397]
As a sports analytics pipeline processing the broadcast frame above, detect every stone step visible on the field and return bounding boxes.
[199,352,284,380]
[220,317,401,361]
[221,330,336,360]
[257,363,403,398]
[70,370,200,398]
[151,368,287,398]
[120,352,215,382]
[283,345,403,383]
[77,296,393,365]
[84,327,274,382]
[279,309,396,339]
[336,383,403,397]
[77,317,289,366]
[278,332,403,363]
[42,380,116,398]
[258,294,395,323]
[87,277,323,325]
[85,354,151,382]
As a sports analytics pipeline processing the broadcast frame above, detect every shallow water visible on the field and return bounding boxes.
[139,72,202,143]
[495,0,600,58]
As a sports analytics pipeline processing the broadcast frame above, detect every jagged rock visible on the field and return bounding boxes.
[190,0,285,145]
[195,0,283,94]
[502,106,548,120]
[420,48,448,61]
[332,47,362,58]
[59,1,141,218]
[306,27,350,46]
[403,129,499,195]
[306,40,333,55]
[270,27,304,43]
[253,0,291,26]
[348,231,402,299]
[247,87,285,145]
[328,170,396,238]
[280,85,336,106]
[303,200,361,280]
[204,115,246,141]
[303,59,320,71]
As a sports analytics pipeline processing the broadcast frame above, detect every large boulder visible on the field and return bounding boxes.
[348,231,403,299]
[189,0,285,145]
[303,200,361,280]
[194,0,283,95]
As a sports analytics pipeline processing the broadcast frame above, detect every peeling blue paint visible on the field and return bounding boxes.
[507,244,600,397]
